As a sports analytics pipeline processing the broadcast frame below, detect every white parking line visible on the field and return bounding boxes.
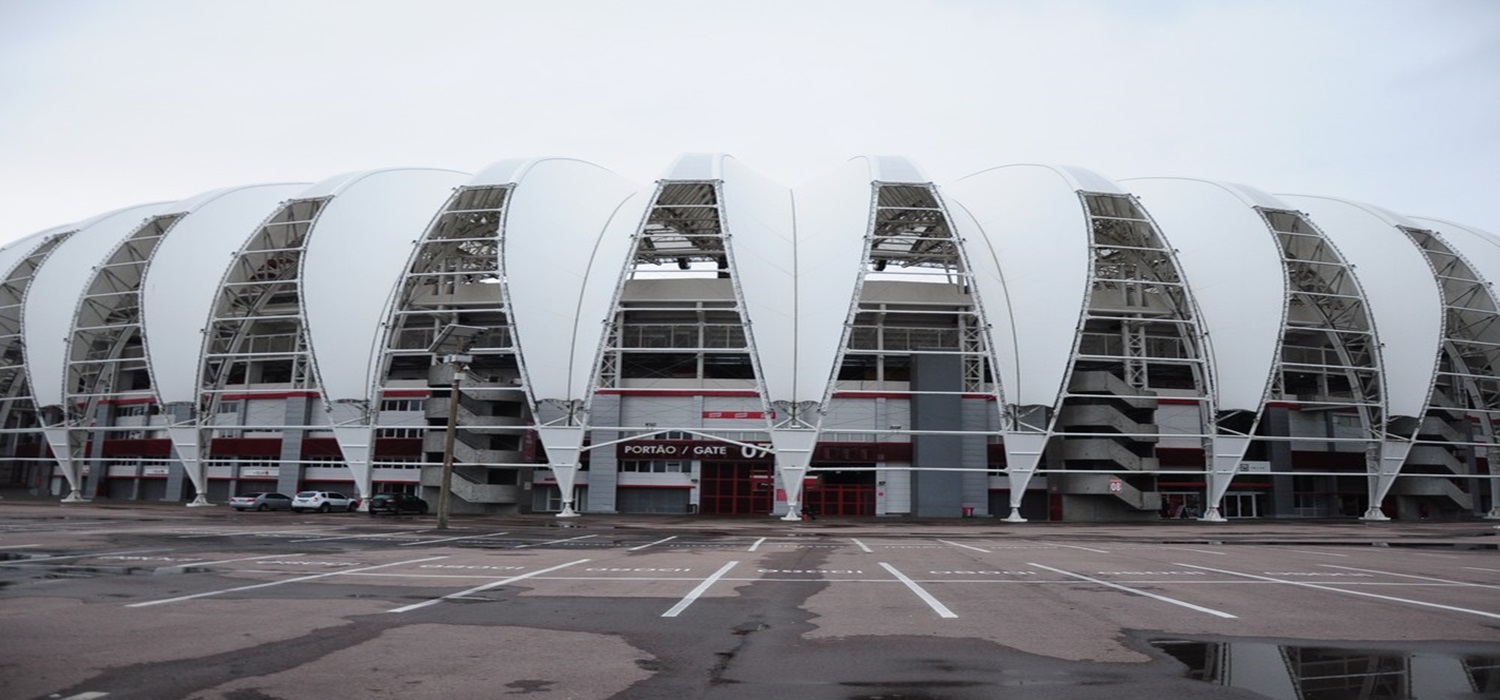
[1465,566,1500,573]
[662,561,739,617]
[1176,563,1500,620]
[939,540,989,553]
[1318,564,1500,590]
[514,534,597,549]
[851,538,873,553]
[1049,543,1110,554]
[177,529,329,539]
[629,535,678,551]
[1158,546,1225,556]
[291,528,431,543]
[391,559,591,613]
[880,562,958,618]
[5,547,171,563]
[1029,563,1237,619]
[128,556,449,607]
[165,553,306,569]
[1287,549,1350,557]
[400,531,511,546]
[748,537,766,552]
[0,544,39,549]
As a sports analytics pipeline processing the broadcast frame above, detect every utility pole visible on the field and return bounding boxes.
[436,360,465,530]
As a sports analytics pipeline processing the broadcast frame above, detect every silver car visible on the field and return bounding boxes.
[228,492,294,512]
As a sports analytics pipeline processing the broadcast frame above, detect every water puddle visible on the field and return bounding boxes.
[1151,637,1500,699]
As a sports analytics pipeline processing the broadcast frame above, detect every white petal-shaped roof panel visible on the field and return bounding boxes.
[717,156,797,401]
[661,152,721,181]
[500,159,642,402]
[24,202,176,408]
[1279,195,1443,419]
[142,183,311,404]
[943,191,1016,406]
[304,169,469,403]
[868,155,929,184]
[1123,178,1285,412]
[789,157,885,404]
[946,165,1092,410]
[0,227,68,281]
[1411,217,1500,291]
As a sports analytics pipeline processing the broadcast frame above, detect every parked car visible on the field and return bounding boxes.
[367,492,429,516]
[228,492,293,512]
[291,491,358,513]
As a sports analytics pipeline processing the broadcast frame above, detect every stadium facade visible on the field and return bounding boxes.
[2,154,1497,523]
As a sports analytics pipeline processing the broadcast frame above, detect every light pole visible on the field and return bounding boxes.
[427,323,484,531]
[436,359,465,530]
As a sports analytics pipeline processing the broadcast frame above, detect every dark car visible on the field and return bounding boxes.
[367,493,429,516]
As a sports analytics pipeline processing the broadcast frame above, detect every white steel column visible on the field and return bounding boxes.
[42,426,84,502]
[772,429,817,521]
[329,422,375,510]
[165,425,211,506]
[1001,431,1047,522]
[1363,440,1411,521]
[1201,435,1252,522]
[536,425,586,517]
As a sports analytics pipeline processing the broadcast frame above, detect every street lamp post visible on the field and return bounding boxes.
[427,323,484,531]
[436,360,464,530]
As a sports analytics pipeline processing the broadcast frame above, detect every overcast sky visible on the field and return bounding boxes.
[1,0,1496,244]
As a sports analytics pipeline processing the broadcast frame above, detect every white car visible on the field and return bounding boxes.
[290,490,357,513]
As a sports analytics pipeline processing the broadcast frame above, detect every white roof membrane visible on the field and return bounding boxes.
[715,156,798,403]
[1279,195,1443,420]
[788,157,887,405]
[946,164,1093,410]
[303,168,469,404]
[142,183,311,404]
[24,203,176,408]
[499,159,642,403]
[1123,177,1286,412]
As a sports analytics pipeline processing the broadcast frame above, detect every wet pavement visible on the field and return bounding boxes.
[1,496,1497,699]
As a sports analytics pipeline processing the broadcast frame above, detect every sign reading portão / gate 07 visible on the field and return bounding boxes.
[617,440,773,462]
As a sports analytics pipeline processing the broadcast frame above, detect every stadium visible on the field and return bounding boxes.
[1,154,1496,523]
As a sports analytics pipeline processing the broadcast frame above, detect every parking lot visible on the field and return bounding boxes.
[2,501,1498,699]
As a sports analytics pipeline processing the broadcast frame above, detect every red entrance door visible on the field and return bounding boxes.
[698,462,772,515]
[803,484,876,516]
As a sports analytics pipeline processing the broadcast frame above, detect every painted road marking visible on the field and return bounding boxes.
[0,544,39,549]
[4,548,171,563]
[880,562,957,618]
[1049,543,1110,554]
[159,553,305,570]
[662,561,738,618]
[939,540,989,553]
[514,534,597,549]
[390,559,591,613]
[851,538,873,553]
[1319,564,1500,590]
[1176,563,1500,620]
[1286,549,1350,558]
[400,531,511,546]
[1029,563,1237,619]
[129,556,449,607]
[628,535,678,551]
[178,529,329,539]
[1157,546,1225,556]
[1465,567,1500,574]
[291,528,431,543]
[748,537,767,552]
